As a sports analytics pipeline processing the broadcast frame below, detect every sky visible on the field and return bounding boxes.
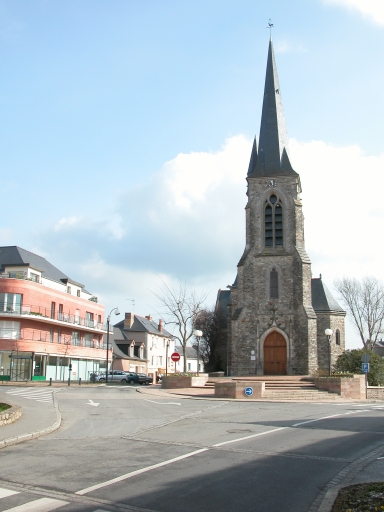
[1,0,384,350]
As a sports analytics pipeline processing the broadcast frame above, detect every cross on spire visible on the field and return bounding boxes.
[267,19,274,39]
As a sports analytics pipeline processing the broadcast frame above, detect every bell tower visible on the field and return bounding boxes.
[228,40,318,376]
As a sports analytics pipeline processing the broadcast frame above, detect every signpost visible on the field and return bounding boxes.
[171,352,180,374]
[361,354,371,399]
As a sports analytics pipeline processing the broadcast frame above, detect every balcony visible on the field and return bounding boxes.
[0,328,104,348]
[0,304,107,332]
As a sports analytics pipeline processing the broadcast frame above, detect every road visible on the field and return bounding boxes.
[0,385,383,512]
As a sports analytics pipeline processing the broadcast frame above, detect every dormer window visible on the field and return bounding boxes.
[265,194,283,248]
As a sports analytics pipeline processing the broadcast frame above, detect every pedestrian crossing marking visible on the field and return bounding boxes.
[0,497,68,511]
[0,489,19,499]
[5,388,60,404]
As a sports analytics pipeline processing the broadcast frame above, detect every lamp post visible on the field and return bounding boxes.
[325,328,333,377]
[165,339,170,376]
[193,330,202,376]
[106,307,120,384]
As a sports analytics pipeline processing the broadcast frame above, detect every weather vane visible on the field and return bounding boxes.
[267,19,274,39]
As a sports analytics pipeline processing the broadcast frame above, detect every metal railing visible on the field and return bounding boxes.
[0,327,103,348]
[0,303,107,331]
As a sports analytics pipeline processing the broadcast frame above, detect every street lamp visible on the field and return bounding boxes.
[165,339,170,377]
[194,329,202,376]
[325,328,333,377]
[106,307,120,384]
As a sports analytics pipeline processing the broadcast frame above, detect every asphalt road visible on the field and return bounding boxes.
[0,386,384,512]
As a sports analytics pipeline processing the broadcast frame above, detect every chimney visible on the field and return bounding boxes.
[158,319,163,332]
[124,312,134,329]
[145,315,153,321]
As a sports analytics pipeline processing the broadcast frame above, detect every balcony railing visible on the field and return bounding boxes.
[0,328,104,348]
[0,303,107,331]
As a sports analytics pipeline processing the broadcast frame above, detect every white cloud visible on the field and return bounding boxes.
[37,135,384,349]
[324,0,384,26]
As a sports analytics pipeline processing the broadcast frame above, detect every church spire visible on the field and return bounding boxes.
[248,39,296,177]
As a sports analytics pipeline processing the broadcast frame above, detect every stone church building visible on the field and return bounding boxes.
[221,40,346,376]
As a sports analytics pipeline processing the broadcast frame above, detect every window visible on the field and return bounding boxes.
[270,268,279,298]
[187,363,191,371]
[86,312,94,328]
[335,329,340,345]
[265,194,283,248]
[85,334,93,347]
[0,320,20,339]
[29,272,39,283]
[0,293,22,313]
[51,302,56,320]
[77,290,80,297]
[58,304,63,321]
[72,331,80,346]
[67,286,71,294]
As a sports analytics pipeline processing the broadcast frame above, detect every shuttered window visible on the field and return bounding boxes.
[265,195,283,248]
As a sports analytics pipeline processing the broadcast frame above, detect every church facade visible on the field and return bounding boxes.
[222,40,346,376]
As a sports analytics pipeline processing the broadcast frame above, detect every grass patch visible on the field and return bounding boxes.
[332,482,384,511]
[0,403,10,412]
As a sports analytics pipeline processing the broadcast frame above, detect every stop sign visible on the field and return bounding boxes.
[171,352,181,362]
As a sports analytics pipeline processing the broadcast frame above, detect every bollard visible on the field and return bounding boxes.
[79,378,81,385]
[49,378,52,386]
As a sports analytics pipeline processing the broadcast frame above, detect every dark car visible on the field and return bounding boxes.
[125,372,153,385]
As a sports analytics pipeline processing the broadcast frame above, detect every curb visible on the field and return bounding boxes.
[0,394,61,450]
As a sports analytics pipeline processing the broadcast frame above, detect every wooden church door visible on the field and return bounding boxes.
[264,332,287,375]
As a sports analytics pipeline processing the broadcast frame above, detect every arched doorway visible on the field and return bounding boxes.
[264,331,287,375]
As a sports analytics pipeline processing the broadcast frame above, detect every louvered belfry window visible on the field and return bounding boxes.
[265,194,283,248]
[270,268,278,298]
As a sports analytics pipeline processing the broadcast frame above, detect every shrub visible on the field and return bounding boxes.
[334,349,384,386]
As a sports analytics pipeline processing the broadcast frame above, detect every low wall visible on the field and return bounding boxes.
[367,386,384,400]
[161,375,208,389]
[215,381,265,399]
[314,375,365,399]
[0,404,22,426]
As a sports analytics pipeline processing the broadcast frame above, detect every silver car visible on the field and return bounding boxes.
[95,370,128,383]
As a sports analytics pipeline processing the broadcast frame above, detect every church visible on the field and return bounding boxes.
[220,39,346,376]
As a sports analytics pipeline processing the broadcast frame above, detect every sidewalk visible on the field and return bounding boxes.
[0,386,61,449]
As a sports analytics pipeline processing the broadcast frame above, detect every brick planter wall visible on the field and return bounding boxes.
[161,375,208,389]
[367,387,384,400]
[0,404,22,426]
[215,381,265,399]
[314,375,365,399]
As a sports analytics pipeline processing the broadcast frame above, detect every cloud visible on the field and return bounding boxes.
[323,0,384,26]
[35,135,384,348]
[274,40,307,54]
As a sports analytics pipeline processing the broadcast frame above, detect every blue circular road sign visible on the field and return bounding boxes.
[245,387,253,396]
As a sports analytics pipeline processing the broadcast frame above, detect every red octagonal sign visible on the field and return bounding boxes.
[171,352,181,362]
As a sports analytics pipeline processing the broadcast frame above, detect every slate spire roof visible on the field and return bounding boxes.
[248,39,297,177]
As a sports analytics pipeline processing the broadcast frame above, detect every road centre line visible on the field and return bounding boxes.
[77,425,288,495]
[145,400,181,406]
[76,408,375,496]
[292,409,371,427]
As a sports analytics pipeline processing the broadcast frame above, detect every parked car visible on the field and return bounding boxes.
[95,370,129,383]
[125,372,153,385]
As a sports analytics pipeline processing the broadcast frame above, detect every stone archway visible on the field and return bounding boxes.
[264,331,287,375]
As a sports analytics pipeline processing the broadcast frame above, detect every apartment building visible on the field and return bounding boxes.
[0,246,107,381]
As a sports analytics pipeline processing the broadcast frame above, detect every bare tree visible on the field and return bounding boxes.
[334,276,384,349]
[152,280,207,372]
[194,305,227,372]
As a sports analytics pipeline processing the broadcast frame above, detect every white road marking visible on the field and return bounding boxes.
[77,425,288,495]
[213,427,287,447]
[87,399,100,407]
[1,497,68,511]
[0,488,19,498]
[292,409,370,427]
[76,448,209,495]
[145,400,181,406]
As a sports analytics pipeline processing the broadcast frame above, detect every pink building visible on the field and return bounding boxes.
[0,246,107,381]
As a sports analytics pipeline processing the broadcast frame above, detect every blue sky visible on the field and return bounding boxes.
[1,0,384,348]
